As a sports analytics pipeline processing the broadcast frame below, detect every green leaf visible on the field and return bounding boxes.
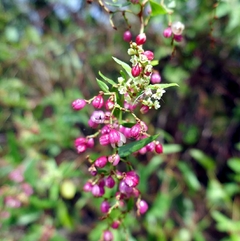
[162,144,182,154]
[112,57,132,77]
[227,157,240,173]
[149,1,171,16]
[96,78,109,92]
[148,83,179,89]
[121,122,135,128]
[29,196,56,209]
[99,71,117,87]
[189,149,215,171]
[57,200,73,229]
[178,161,201,191]
[151,60,159,66]
[118,134,160,157]
[17,211,41,226]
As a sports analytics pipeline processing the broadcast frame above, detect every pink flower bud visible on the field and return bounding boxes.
[95,156,108,168]
[100,200,110,213]
[136,33,146,45]
[105,176,115,188]
[137,199,148,214]
[92,95,104,109]
[140,105,149,114]
[21,183,33,196]
[124,171,139,187]
[155,143,163,154]
[72,99,86,110]
[111,220,120,229]
[119,180,133,194]
[146,142,155,152]
[83,181,93,192]
[143,50,154,60]
[173,34,183,42]
[108,154,120,166]
[151,72,161,84]
[139,146,147,155]
[90,110,105,124]
[74,137,86,147]
[130,124,141,139]
[105,99,114,111]
[99,134,110,146]
[92,184,105,197]
[131,64,142,77]
[123,30,132,42]
[86,138,94,148]
[163,27,172,38]
[103,230,113,241]
[76,144,87,153]
[9,168,24,183]
[109,129,120,145]
[88,119,99,128]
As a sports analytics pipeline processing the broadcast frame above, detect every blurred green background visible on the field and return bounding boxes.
[0,0,240,240]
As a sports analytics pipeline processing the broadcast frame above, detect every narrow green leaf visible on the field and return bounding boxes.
[151,60,159,66]
[121,122,135,128]
[99,71,117,87]
[96,78,109,92]
[149,1,171,16]
[189,149,215,171]
[119,134,160,157]
[148,83,179,89]
[112,57,132,77]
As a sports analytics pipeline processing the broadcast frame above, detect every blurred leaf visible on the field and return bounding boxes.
[189,149,215,171]
[178,161,201,191]
[17,211,41,226]
[57,200,73,229]
[6,132,22,164]
[30,196,56,209]
[118,134,160,157]
[227,157,240,173]
[96,78,109,92]
[162,144,182,154]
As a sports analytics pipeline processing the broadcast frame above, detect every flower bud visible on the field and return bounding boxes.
[137,199,148,214]
[95,156,108,168]
[140,105,149,114]
[92,184,105,197]
[83,181,93,192]
[111,220,120,229]
[143,50,154,61]
[105,176,115,188]
[155,143,163,154]
[72,99,86,110]
[103,230,113,241]
[123,30,132,42]
[131,64,141,77]
[124,171,139,187]
[173,34,183,42]
[92,95,104,109]
[99,134,110,146]
[100,200,110,213]
[105,99,114,110]
[151,72,161,84]
[136,33,146,45]
[130,124,141,139]
[163,27,172,38]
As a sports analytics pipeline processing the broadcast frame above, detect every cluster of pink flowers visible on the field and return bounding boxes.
[72,32,166,240]
[0,166,34,227]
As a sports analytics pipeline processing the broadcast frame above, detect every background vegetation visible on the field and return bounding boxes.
[0,0,240,240]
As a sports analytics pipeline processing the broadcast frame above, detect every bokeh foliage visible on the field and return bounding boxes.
[0,0,240,240]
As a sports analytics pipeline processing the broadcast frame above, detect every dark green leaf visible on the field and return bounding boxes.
[96,78,109,92]
[121,122,135,128]
[29,196,56,209]
[118,134,160,157]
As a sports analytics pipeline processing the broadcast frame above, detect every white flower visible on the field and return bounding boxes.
[119,86,127,95]
[154,100,161,109]
[152,88,166,100]
[118,77,125,84]
[171,21,185,35]
[144,88,152,97]
[111,132,126,148]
